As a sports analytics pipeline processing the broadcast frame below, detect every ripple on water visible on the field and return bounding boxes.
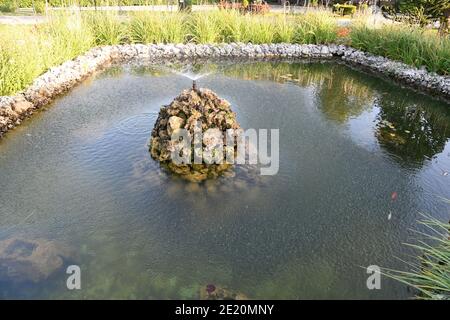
[114,112,159,136]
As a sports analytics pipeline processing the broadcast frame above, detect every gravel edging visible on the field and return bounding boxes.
[1,43,449,138]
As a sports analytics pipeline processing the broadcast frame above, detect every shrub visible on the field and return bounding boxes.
[0,0,18,12]
[333,4,357,16]
[33,0,45,13]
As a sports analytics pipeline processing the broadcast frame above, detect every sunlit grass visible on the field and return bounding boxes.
[0,11,92,95]
[1,9,448,96]
[85,11,128,45]
[130,11,186,44]
[350,24,450,75]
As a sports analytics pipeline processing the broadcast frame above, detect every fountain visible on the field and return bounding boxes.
[149,70,241,182]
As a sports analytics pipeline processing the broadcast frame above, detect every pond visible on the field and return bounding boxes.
[0,60,449,299]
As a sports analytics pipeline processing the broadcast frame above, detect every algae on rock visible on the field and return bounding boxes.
[150,87,241,182]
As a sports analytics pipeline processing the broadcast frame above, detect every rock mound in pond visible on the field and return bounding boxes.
[150,87,241,182]
[0,237,72,283]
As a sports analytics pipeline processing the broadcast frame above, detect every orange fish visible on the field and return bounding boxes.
[391,192,398,201]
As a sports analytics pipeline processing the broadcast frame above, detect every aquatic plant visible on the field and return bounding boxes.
[384,214,450,299]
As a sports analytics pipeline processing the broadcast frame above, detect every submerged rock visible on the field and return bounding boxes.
[200,284,248,300]
[150,87,241,182]
[0,237,72,283]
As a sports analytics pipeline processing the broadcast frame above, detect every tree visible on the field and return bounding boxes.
[430,0,450,34]
[399,0,450,34]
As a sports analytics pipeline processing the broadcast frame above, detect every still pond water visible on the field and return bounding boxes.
[0,61,449,299]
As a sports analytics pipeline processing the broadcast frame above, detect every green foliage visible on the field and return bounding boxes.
[188,11,222,44]
[350,23,450,75]
[6,10,446,97]
[333,4,357,16]
[130,12,186,44]
[240,15,275,44]
[399,0,450,31]
[274,17,296,43]
[0,11,93,95]
[216,9,245,42]
[33,0,45,13]
[85,11,128,45]
[294,12,338,44]
[384,214,450,299]
[0,0,18,12]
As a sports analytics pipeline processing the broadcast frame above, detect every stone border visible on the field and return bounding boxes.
[1,43,449,139]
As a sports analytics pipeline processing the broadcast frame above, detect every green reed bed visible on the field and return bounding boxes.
[0,10,340,95]
[1,10,449,96]
[350,24,450,75]
[384,214,450,299]
[0,11,93,95]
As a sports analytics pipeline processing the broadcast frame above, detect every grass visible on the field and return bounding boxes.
[0,11,92,95]
[0,9,449,96]
[0,10,341,95]
[86,11,128,45]
[384,213,450,299]
[130,11,185,44]
[350,23,450,75]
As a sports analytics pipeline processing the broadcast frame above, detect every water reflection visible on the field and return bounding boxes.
[159,60,450,169]
[375,96,450,168]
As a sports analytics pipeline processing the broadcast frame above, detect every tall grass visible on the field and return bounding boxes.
[85,11,128,45]
[0,9,339,93]
[384,214,450,299]
[216,9,244,43]
[189,11,223,44]
[274,16,296,43]
[130,12,186,44]
[351,24,450,75]
[185,11,338,44]
[0,11,92,95]
[2,10,448,96]
[294,12,338,44]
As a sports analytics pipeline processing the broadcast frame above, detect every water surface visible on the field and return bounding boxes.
[1,61,449,299]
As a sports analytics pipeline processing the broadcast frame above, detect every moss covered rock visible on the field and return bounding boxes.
[150,87,241,182]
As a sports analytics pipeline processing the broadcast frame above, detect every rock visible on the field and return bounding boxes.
[1,43,448,141]
[150,86,241,182]
[167,116,184,135]
[12,99,33,115]
[0,237,72,283]
[200,284,248,300]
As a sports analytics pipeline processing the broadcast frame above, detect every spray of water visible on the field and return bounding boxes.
[158,65,211,89]
[171,69,211,81]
